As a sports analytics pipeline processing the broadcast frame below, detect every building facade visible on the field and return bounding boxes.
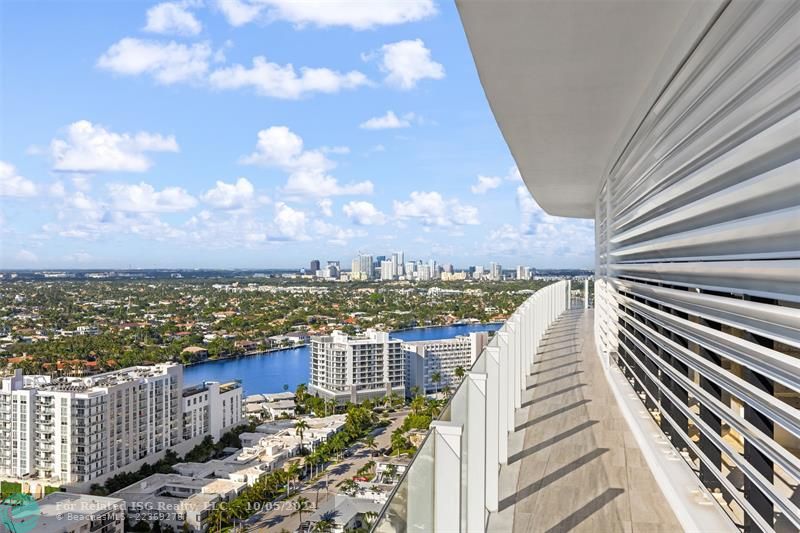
[0,364,242,486]
[310,329,405,402]
[404,332,489,394]
[456,0,800,529]
[182,380,243,441]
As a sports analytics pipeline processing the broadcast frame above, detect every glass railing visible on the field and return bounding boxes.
[373,280,572,532]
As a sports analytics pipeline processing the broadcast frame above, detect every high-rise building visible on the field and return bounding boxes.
[309,259,320,273]
[489,262,502,280]
[0,365,241,485]
[380,259,394,281]
[404,261,415,279]
[404,332,489,394]
[473,265,484,280]
[309,329,405,403]
[516,265,531,280]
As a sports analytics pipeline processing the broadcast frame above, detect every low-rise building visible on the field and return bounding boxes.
[112,473,245,532]
[24,492,126,533]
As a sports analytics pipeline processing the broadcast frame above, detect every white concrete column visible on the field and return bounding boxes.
[584,279,589,309]
[466,372,487,532]
[567,279,572,309]
[431,421,462,532]
[496,333,510,464]
[506,320,521,409]
[485,345,500,511]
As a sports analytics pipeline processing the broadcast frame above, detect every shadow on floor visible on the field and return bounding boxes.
[508,419,599,464]
[499,448,610,511]
[543,488,625,533]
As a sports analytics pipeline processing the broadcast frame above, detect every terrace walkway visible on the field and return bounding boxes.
[488,309,682,533]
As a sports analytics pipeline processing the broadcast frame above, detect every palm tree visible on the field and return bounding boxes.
[383,464,398,483]
[338,478,358,496]
[286,462,301,495]
[390,429,407,457]
[410,395,425,416]
[454,366,466,382]
[292,496,313,525]
[431,371,442,394]
[313,517,335,532]
[364,435,377,456]
[295,419,309,454]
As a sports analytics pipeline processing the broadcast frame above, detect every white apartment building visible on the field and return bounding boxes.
[403,332,489,394]
[380,259,394,281]
[310,329,405,402]
[0,364,241,486]
[489,262,502,281]
[182,380,243,441]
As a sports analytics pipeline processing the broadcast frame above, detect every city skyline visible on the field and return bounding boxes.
[0,0,594,270]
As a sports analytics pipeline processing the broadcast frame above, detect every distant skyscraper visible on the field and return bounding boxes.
[359,254,374,279]
[381,260,394,281]
[490,262,502,281]
[310,259,320,273]
[474,265,484,279]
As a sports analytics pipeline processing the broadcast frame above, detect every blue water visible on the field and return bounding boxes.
[183,323,501,395]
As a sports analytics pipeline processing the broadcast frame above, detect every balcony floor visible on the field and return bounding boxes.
[489,309,682,532]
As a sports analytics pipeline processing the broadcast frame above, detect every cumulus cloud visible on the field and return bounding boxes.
[216,0,436,29]
[471,175,502,194]
[97,38,212,84]
[107,182,197,213]
[144,1,203,36]
[0,161,37,197]
[372,39,444,89]
[359,111,414,130]
[318,198,333,217]
[343,201,386,225]
[273,202,308,240]
[312,219,366,245]
[208,56,369,99]
[49,120,178,173]
[201,177,266,209]
[393,191,478,227]
[241,126,373,197]
[485,185,595,261]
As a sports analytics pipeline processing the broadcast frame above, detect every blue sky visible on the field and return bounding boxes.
[0,0,594,270]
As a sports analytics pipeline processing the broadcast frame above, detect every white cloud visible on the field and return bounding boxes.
[241,126,373,197]
[209,56,369,99]
[49,120,178,173]
[470,175,502,194]
[0,161,37,197]
[273,202,308,240]
[201,177,264,209]
[343,200,386,225]
[48,181,66,197]
[318,198,333,217]
[216,0,436,29]
[359,111,414,130]
[393,191,478,227]
[312,219,365,245]
[216,0,263,26]
[375,39,444,89]
[107,182,197,213]
[144,1,203,36]
[484,185,595,261]
[15,250,38,263]
[97,38,211,84]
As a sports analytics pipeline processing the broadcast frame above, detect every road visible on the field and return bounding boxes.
[242,408,408,532]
